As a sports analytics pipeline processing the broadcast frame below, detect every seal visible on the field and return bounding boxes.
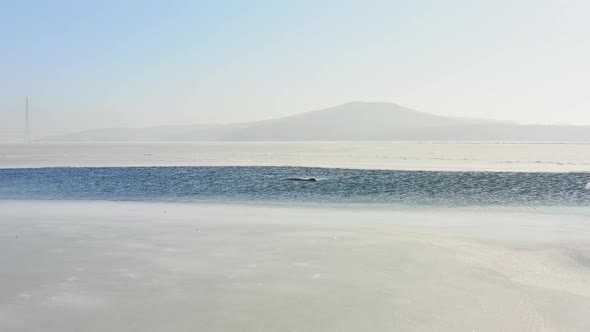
[285,178,317,182]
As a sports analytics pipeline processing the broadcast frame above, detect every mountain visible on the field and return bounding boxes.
[40,102,590,142]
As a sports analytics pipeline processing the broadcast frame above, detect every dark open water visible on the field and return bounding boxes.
[0,166,589,207]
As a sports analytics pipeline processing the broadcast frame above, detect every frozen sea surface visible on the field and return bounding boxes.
[2,142,590,172]
[0,201,589,332]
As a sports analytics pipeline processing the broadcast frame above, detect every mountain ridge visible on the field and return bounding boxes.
[40,102,590,142]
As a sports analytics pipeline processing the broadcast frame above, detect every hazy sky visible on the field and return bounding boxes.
[1,0,589,140]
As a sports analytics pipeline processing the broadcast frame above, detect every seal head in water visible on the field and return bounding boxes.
[285,178,317,182]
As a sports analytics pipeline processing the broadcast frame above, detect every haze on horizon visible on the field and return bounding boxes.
[1,0,590,141]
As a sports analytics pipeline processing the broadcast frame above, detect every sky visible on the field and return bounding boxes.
[1,0,589,141]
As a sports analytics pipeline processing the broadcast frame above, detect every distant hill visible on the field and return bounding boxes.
[40,101,590,142]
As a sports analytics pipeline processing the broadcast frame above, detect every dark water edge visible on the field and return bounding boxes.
[0,166,589,208]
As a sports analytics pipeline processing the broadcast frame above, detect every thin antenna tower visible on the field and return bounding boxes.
[25,97,30,142]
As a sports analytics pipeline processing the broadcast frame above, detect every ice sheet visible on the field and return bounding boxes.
[2,142,590,172]
[1,201,589,331]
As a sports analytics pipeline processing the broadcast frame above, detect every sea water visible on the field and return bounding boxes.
[0,166,589,207]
